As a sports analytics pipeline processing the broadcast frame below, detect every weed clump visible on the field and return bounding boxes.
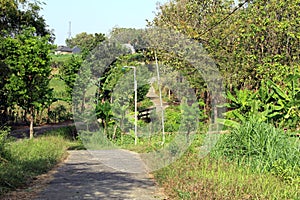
[212,117,300,183]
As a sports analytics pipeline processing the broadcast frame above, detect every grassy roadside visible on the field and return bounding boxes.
[0,126,84,196]
[119,122,299,199]
[153,148,299,200]
[151,120,300,199]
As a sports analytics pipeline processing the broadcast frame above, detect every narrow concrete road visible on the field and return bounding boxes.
[35,150,165,200]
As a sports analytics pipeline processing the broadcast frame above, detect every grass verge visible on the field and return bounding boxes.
[154,147,299,199]
[151,119,299,199]
[0,126,84,196]
[118,121,299,199]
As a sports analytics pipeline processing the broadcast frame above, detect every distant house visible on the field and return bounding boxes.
[72,46,81,54]
[55,45,81,55]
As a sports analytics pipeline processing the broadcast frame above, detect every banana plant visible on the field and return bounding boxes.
[222,88,258,123]
[221,75,300,130]
[266,75,300,129]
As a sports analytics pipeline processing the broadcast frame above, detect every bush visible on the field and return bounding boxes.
[164,106,181,132]
[212,117,300,181]
[44,126,78,140]
[138,97,154,111]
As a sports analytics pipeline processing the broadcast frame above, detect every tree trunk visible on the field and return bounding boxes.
[81,91,86,113]
[23,110,27,123]
[29,108,34,139]
[186,126,190,144]
[212,96,218,124]
[112,124,118,139]
[47,106,50,124]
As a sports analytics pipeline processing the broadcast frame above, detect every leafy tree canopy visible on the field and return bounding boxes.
[153,0,300,89]
[65,32,106,54]
[1,27,53,137]
[0,0,53,40]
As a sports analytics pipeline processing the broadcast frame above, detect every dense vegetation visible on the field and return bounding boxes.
[0,0,299,199]
[154,139,299,199]
[150,0,300,199]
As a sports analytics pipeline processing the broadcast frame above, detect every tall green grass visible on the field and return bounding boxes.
[212,117,300,183]
[154,150,299,199]
[0,127,9,163]
[152,118,300,199]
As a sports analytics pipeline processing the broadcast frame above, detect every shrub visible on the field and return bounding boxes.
[164,106,181,132]
[138,97,154,111]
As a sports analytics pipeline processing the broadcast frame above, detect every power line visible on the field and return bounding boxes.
[199,0,250,37]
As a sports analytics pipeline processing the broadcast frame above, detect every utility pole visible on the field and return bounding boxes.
[155,51,165,145]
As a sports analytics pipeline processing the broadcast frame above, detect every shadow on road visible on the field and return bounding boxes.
[35,151,163,200]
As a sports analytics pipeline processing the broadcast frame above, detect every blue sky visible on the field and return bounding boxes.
[41,0,169,45]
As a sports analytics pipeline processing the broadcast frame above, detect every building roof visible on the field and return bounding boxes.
[56,46,73,52]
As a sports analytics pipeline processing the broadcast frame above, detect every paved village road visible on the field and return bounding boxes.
[34,150,166,200]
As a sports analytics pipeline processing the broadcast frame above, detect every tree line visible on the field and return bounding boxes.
[151,0,300,130]
[0,0,299,140]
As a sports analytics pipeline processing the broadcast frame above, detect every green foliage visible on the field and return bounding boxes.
[109,27,147,50]
[212,117,300,182]
[116,132,176,153]
[0,138,66,194]
[145,1,300,198]
[97,53,151,103]
[153,133,299,199]
[0,0,52,39]
[96,102,113,128]
[221,77,300,130]
[138,97,154,111]
[78,130,115,150]
[65,32,106,57]
[155,154,299,199]
[48,104,71,123]
[165,106,181,132]
[137,84,150,102]
[91,53,153,142]
[49,77,69,101]
[0,27,53,136]
[59,55,83,101]
[180,98,199,134]
[164,99,207,133]
[265,77,300,128]
[48,76,72,122]
[1,27,53,108]
[0,127,9,163]
[44,126,84,149]
[50,54,73,69]
[154,0,300,90]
